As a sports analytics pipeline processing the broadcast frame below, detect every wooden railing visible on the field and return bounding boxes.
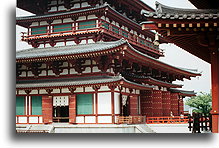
[146,116,189,124]
[116,116,146,124]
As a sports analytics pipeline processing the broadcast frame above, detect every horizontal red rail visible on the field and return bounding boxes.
[146,116,189,124]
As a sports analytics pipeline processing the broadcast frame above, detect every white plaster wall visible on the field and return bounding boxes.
[82,2,89,7]
[85,87,94,92]
[52,19,62,24]
[77,16,86,21]
[76,116,84,123]
[48,70,55,76]
[61,88,70,93]
[30,90,38,95]
[27,71,34,77]
[48,6,57,12]
[39,89,47,94]
[17,117,27,124]
[58,6,66,11]
[98,92,111,114]
[87,15,97,19]
[40,21,48,26]
[53,89,60,94]
[20,71,26,77]
[99,86,110,91]
[75,87,83,93]
[60,69,68,75]
[85,116,96,123]
[39,70,46,76]
[29,117,42,123]
[30,22,38,27]
[92,66,99,72]
[63,18,73,23]
[98,116,112,123]
[114,92,120,114]
[18,90,26,95]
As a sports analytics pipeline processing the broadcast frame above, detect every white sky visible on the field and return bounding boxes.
[16,0,211,94]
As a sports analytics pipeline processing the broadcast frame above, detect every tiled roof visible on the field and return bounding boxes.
[16,5,108,21]
[170,88,196,96]
[16,39,126,59]
[16,75,154,90]
[141,2,219,20]
[16,39,201,76]
[121,72,182,88]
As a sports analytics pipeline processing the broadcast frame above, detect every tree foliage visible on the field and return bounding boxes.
[185,92,212,114]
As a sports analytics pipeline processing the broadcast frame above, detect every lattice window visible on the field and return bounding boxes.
[16,96,25,115]
[76,94,93,115]
[31,26,47,35]
[53,24,72,32]
[31,96,42,115]
[78,20,96,30]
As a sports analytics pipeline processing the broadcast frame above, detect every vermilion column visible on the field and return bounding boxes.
[42,95,53,124]
[69,94,76,124]
[178,97,184,115]
[162,91,171,116]
[152,90,163,117]
[140,90,153,117]
[129,95,138,116]
[210,49,219,133]
[170,93,179,116]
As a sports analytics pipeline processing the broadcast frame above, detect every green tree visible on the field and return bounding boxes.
[185,92,212,114]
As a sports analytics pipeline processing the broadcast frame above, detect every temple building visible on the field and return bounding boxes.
[141,1,219,132]
[16,0,200,125]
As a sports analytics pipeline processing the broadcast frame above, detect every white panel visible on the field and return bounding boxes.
[20,71,26,77]
[83,67,91,73]
[80,40,86,44]
[85,116,96,123]
[66,41,76,46]
[75,87,83,93]
[53,96,69,106]
[98,93,111,114]
[114,92,120,114]
[73,3,80,9]
[136,90,140,94]
[30,22,38,27]
[39,117,43,123]
[52,19,62,24]
[87,14,97,19]
[29,117,39,123]
[88,39,95,44]
[92,66,99,72]
[30,90,38,95]
[53,89,60,93]
[39,70,46,76]
[48,70,55,76]
[76,116,84,123]
[63,18,73,23]
[27,71,34,77]
[93,94,96,114]
[39,89,47,94]
[81,2,89,7]
[99,86,110,91]
[98,116,112,123]
[62,88,70,93]
[40,21,48,26]
[56,42,65,47]
[18,117,27,123]
[82,60,91,65]
[18,90,26,95]
[77,16,86,21]
[70,68,78,74]
[58,6,66,11]
[48,6,57,12]
[85,87,94,92]
[60,69,68,75]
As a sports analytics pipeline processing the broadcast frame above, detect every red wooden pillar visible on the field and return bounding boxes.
[170,93,179,116]
[152,90,163,117]
[69,94,76,124]
[178,96,184,115]
[140,90,153,117]
[42,95,53,124]
[210,49,219,133]
[162,91,171,116]
[129,95,138,116]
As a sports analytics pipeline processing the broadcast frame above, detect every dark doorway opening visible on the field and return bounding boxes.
[53,106,69,122]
